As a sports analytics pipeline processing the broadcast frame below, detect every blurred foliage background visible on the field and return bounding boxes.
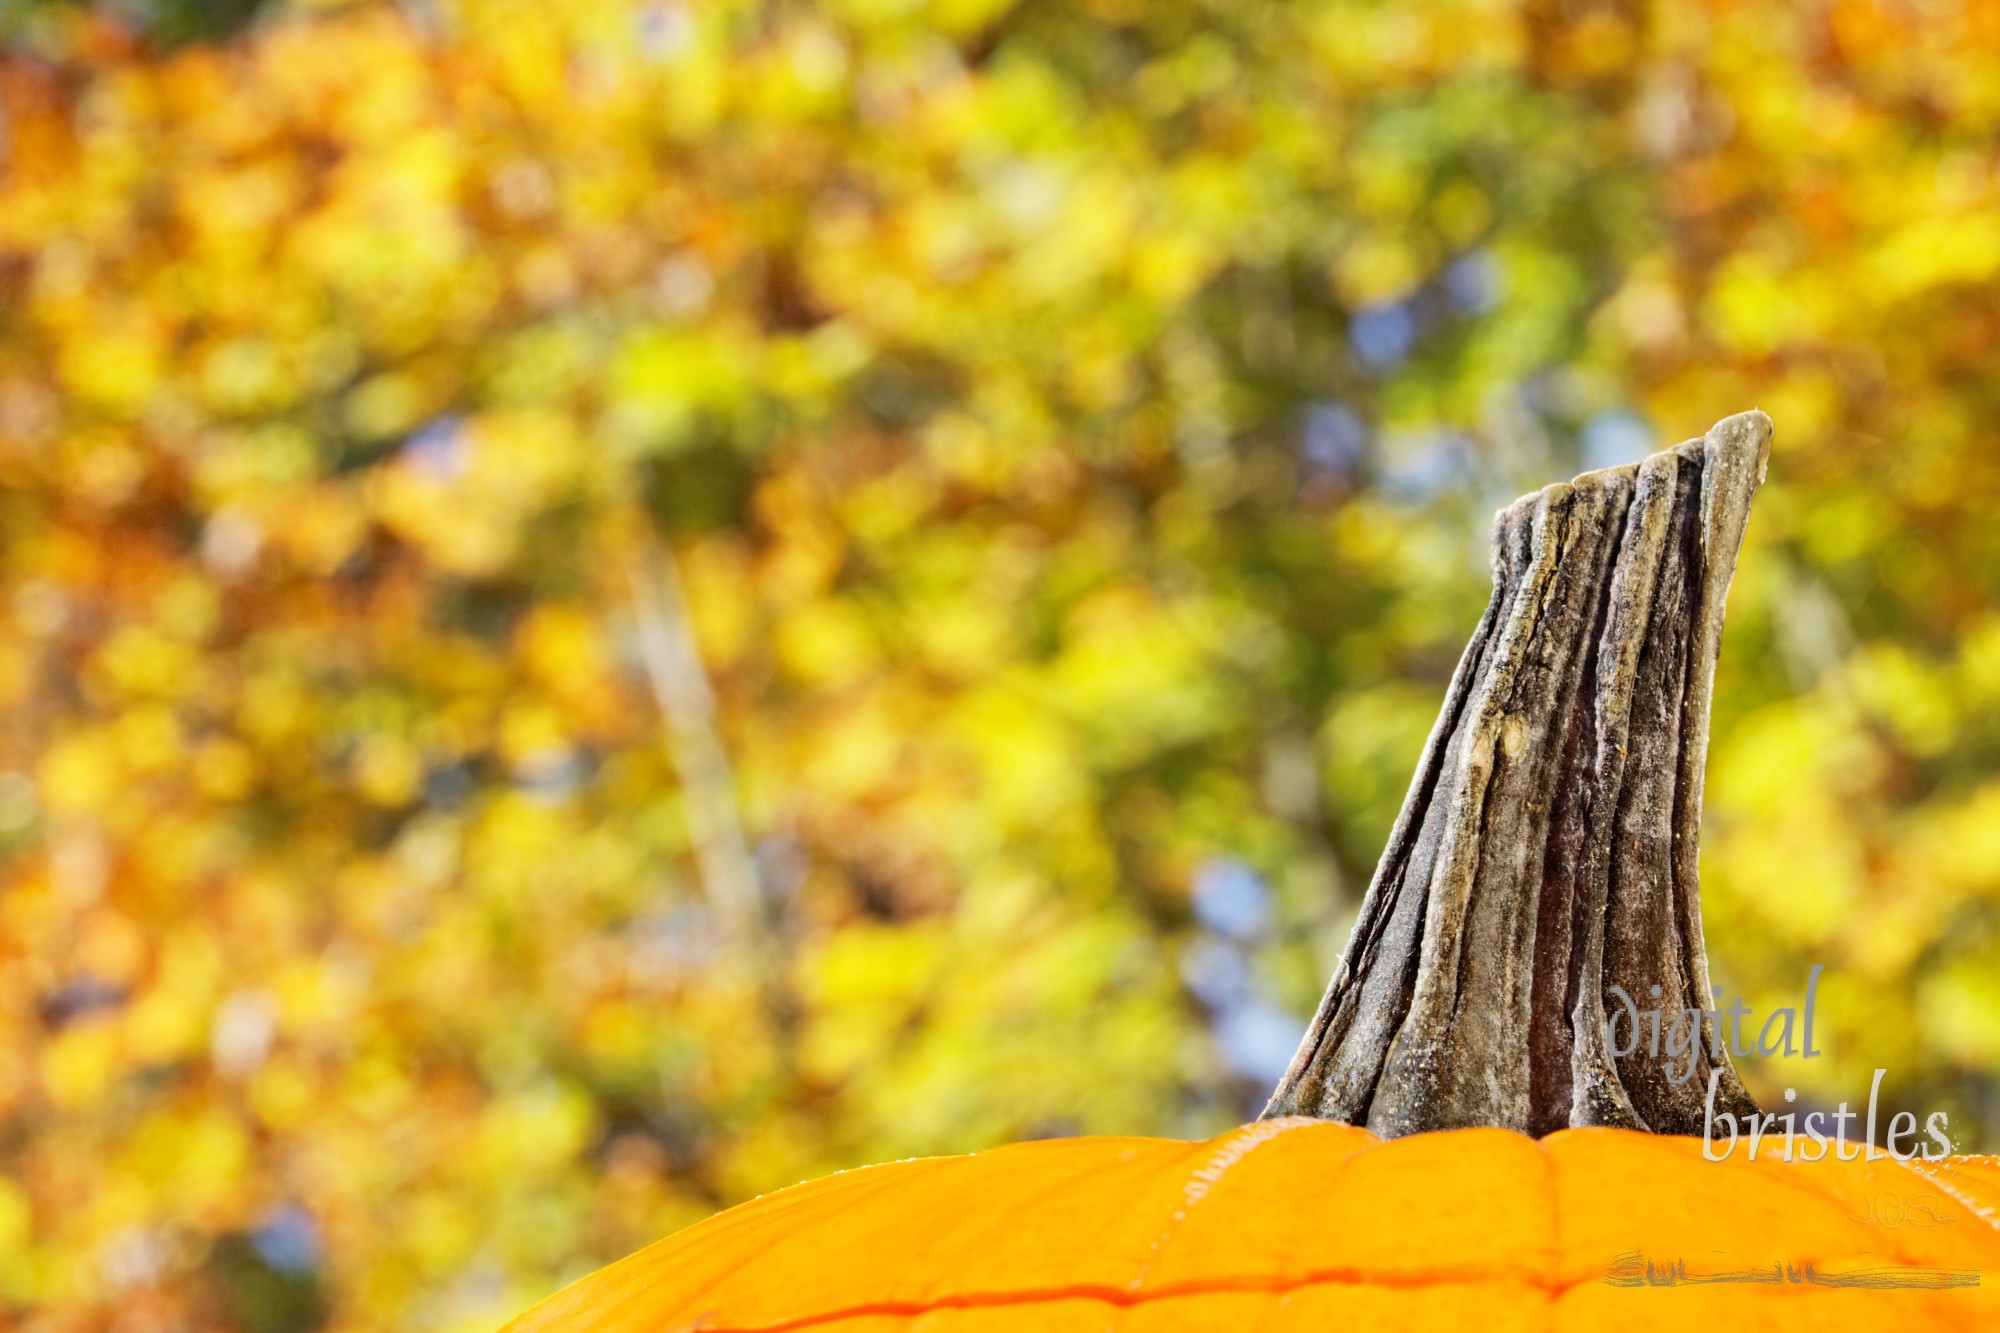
[2,0,1999,1328]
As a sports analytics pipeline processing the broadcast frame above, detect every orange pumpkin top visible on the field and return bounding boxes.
[504,1120,2000,1332]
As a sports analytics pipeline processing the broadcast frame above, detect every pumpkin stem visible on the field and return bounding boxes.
[1264,410,1772,1138]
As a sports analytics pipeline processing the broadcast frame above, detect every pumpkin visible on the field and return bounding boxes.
[500,412,2000,1331]
[503,1121,2000,1331]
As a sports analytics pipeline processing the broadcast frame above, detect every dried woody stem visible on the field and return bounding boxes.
[1265,410,1773,1137]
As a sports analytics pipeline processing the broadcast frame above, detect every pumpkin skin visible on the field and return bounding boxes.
[504,1120,2000,1332]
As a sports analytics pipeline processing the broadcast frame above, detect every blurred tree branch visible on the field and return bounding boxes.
[623,530,770,958]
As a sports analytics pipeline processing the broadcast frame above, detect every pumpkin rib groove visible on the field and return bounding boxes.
[953,1138,1217,1296]
[1131,1118,1321,1287]
[658,1265,1582,1333]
